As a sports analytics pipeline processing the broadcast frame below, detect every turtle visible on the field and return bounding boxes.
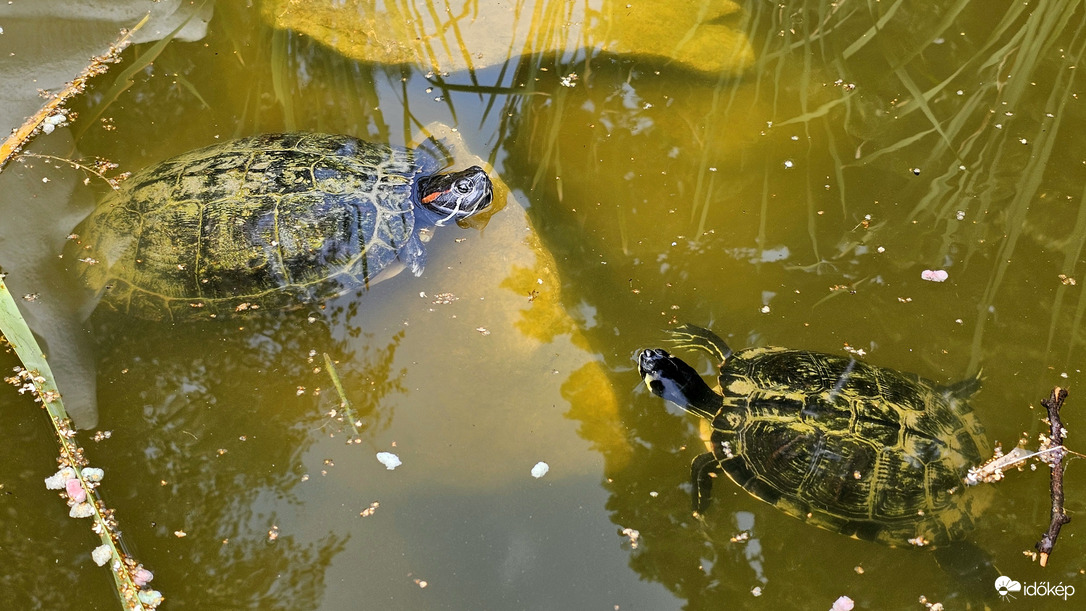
[64,130,494,321]
[637,324,992,549]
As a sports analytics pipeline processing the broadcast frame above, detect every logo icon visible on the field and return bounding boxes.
[995,576,1022,600]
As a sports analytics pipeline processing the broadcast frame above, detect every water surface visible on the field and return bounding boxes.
[1,1,1084,609]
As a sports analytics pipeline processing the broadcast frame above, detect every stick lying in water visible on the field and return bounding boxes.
[964,386,1078,567]
[1035,387,1070,567]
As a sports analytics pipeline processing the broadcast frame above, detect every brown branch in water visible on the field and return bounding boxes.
[1035,386,1070,567]
[0,14,148,171]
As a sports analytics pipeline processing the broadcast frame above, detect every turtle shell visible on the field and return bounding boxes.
[65,133,441,321]
[707,346,991,548]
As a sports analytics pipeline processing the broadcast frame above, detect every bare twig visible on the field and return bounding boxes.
[18,152,126,189]
[1036,387,1070,567]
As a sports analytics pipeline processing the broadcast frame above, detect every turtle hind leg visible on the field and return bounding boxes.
[933,541,998,592]
[668,324,733,363]
[941,368,983,401]
[690,451,722,516]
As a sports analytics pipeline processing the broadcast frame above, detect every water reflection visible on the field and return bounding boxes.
[87,313,403,605]
[260,0,754,77]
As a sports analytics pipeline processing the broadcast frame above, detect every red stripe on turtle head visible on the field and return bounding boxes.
[421,188,450,204]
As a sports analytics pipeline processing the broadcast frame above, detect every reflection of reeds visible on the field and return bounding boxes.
[743,0,1086,371]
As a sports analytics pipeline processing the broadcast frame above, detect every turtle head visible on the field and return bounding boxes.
[638,348,720,420]
[415,166,493,226]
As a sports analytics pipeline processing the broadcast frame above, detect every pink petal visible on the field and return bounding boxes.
[921,269,949,282]
[133,568,154,586]
[65,478,86,503]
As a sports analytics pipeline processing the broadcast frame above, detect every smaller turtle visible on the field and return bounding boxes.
[637,324,991,548]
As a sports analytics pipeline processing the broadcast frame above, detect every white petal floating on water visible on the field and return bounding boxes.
[138,589,164,608]
[376,452,402,470]
[830,596,855,611]
[82,467,105,482]
[44,467,76,490]
[69,502,94,518]
[921,269,949,282]
[531,461,549,478]
[91,544,112,566]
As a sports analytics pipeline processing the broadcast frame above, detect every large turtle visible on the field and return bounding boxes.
[64,130,494,321]
[637,324,992,549]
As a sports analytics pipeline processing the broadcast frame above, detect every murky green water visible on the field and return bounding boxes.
[2,1,1085,609]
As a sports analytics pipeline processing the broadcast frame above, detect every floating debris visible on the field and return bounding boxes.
[91,544,112,566]
[830,595,855,611]
[531,461,550,478]
[842,345,867,357]
[965,445,1037,485]
[138,589,164,607]
[69,502,95,518]
[65,478,86,503]
[620,527,641,549]
[921,269,949,282]
[44,466,76,489]
[44,112,67,127]
[376,452,402,470]
[132,567,154,587]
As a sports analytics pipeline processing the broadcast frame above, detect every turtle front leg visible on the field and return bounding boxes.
[668,324,732,364]
[411,122,480,168]
[690,451,722,516]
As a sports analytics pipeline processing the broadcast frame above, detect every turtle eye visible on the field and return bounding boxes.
[454,178,473,193]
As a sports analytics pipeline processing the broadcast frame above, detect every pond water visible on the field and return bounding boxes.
[1,1,1085,609]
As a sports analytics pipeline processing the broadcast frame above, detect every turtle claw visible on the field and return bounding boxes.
[690,451,721,514]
